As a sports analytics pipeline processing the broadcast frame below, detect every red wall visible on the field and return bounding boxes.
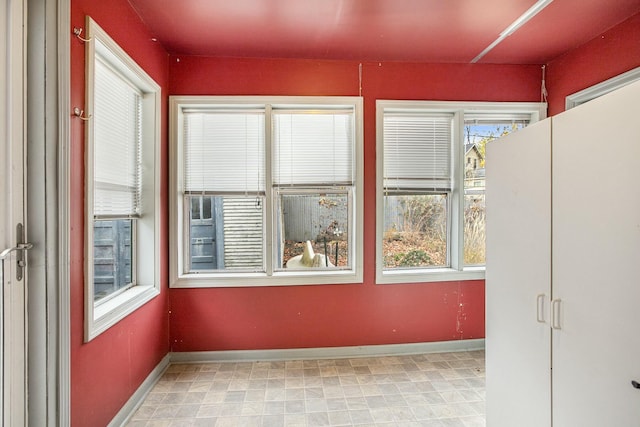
[546,12,640,116]
[168,58,543,352]
[70,1,170,426]
[65,5,640,424]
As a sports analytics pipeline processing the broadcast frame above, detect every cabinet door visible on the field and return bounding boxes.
[486,119,552,427]
[552,80,640,426]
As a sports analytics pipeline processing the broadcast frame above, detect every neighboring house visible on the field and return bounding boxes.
[189,196,263,270]
[465,144,485,193]
[465,143,483,174]
[188,195,346,271]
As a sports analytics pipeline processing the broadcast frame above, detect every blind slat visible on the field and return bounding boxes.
[273,112,354,186]
[383,114,453,191]
[183,112,265,193]
[93,59,142,217]
[183,108,355,192]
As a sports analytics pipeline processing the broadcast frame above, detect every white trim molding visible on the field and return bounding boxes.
[27,0,70,424]
[170,339,485,364]
[566,66,640,110]
[58,0,71,424]
[169,96,364,288]
[108,355,171,427]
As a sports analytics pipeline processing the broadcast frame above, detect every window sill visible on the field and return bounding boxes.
[376,267,485,285]
[171,269,363,288]
[86,284,159,341]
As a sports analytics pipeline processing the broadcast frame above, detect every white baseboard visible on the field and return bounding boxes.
[170,339,485,363]
[108,353,171,427]
[110,339,484,426]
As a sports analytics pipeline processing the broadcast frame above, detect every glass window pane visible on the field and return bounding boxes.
[191,197,201,220]
[202,197,212,219]
[93,219,133,301]
[187,195,264,271]
[277,193,350,270]
[383,194,448,269]
[464,193,485,265]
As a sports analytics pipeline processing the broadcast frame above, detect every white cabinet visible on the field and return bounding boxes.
[485,118,552,427]
[486,80,640,427]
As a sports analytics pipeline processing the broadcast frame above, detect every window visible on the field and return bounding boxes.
[566,66,640,110]
[463,115,528,266]
[84,17,161,341]
[170,96,363,287]
[376,101,545,284]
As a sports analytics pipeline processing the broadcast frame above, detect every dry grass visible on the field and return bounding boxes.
[464,198,486,265]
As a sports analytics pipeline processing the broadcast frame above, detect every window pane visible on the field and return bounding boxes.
[191,197,201,220]
[202,197,212,219]
[464,193,485,265]
[383,194,447,269]
[93,219,133,301]
[277,193,350,269]
[187,196,264,271]
[463,121,526,265]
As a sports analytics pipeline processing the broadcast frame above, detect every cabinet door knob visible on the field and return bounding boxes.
[632,380,640,389]
[536,294,546,323]
[551,299,562,329]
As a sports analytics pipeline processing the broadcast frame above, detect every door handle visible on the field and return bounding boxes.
[0,243,33,260]
[632,381,640,389]
[551,298,562,330]
[0,223,32,281]
[536,294,546,323]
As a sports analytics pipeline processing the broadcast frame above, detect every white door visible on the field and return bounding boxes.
[552,80,640,426]
[485,119,552,426]
[0,0,28,425]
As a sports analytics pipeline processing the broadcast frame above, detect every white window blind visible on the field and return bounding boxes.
[183,111,265,194]
[272,111,354,187]
[464,113,531,126]
[93,58,142,217]
[383,113,453,192]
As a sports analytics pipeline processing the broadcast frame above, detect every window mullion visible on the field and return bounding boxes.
[265,104,274,276]
[451,111,465,271]
[131,218,138,286]
[183,195,192,273]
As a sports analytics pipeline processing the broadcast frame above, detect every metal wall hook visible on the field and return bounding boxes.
[73,27,92,43]
[73,107,91,121]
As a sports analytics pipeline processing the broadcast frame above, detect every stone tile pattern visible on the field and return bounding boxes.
[126,350,485,427]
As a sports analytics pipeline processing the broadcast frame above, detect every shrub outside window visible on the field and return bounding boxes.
[170,96,363,287]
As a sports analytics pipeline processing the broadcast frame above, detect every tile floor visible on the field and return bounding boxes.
[126,350,485,427]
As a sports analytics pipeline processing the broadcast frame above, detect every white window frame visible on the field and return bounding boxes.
[169,96,364,288]
[84,17,161,341]
[376,100,546,284]
[566,66,640,110]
